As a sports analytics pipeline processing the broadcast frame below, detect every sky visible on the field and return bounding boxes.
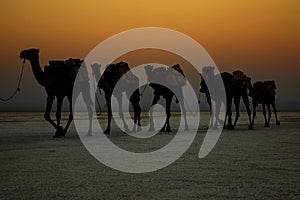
[0,0,299,111]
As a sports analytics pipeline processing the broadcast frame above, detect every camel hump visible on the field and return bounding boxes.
[232,70,245,81]
[45,58,85,80]
[44,60,65,74]
[49,60,65,67]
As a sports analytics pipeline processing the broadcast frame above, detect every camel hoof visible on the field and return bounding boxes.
[218,119,224,125]
[149,127,155,132]
[165,128,172,133]
[85,131,92,137]
[276,121,280,125]
[60,129,67,137]
[55,126,64,137]
[53,133,61,138]
[227,125,234,130]
[56,126,63,132]
[137,126,142,132]
[128,128,135,133]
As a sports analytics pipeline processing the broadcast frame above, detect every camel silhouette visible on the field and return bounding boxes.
[249,80,280,128]
[96,62,141,134]
[200,66,225,128]
[145,64,188,132]
[20,48,93,137]
[200,68,252,129]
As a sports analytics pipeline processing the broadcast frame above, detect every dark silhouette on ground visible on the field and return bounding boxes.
[200,67,252,129]
[249,80,280,128]
[96,62,141,134]
[145,64,188,132]
[20,48,93,137]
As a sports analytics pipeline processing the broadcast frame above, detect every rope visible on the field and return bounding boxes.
[0,59,26,102]
[139,84,148,97]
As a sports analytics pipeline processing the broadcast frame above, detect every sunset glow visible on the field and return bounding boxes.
[0,0,299,110]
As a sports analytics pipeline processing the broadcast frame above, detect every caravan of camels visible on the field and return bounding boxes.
[20,48,280,138]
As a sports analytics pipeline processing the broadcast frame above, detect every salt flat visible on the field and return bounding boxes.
[0,112,299,199]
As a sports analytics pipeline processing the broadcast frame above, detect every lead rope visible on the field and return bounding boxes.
[0,59,26,102]
[139,84,148,97]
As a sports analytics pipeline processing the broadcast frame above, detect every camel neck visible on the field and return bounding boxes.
[30,58,45,87]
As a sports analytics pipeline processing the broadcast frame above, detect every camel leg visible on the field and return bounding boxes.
[62,96,73,137]
[213,100,222,129]
[149,95,160,131]
[131,109,137,132]
[272,102,280,125]
[206,94,214,128]
[176,90,188,131]
[226,97,233,129]
[262,103,269,127]
[104,94,112,134]
[82,90,94,136]
[267,104,271,126]
[132,102,142,132]
[136,103,141,131]
[53,97,64,138]
[132,111,137,132]
[180,99,189,131]
[44,95,59,131]
[233,96,241,129]
[44,96,54,126]
[250,101,257,130]
[209,103,214,128]
[163,96,173,132]
[117,95,129,133]
[242,95,252,129]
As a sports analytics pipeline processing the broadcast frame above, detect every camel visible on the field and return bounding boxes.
[200,67,252,129]
[231,70,252,129]
[96,61,141,134]
[200,67,227,128]
[20,48,93,138]
[145,64,188,132]
[249,80,280,128]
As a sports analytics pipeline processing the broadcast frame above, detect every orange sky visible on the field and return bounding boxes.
[0,0,299,110]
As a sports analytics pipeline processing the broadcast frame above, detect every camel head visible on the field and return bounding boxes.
[20,48,39,61]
